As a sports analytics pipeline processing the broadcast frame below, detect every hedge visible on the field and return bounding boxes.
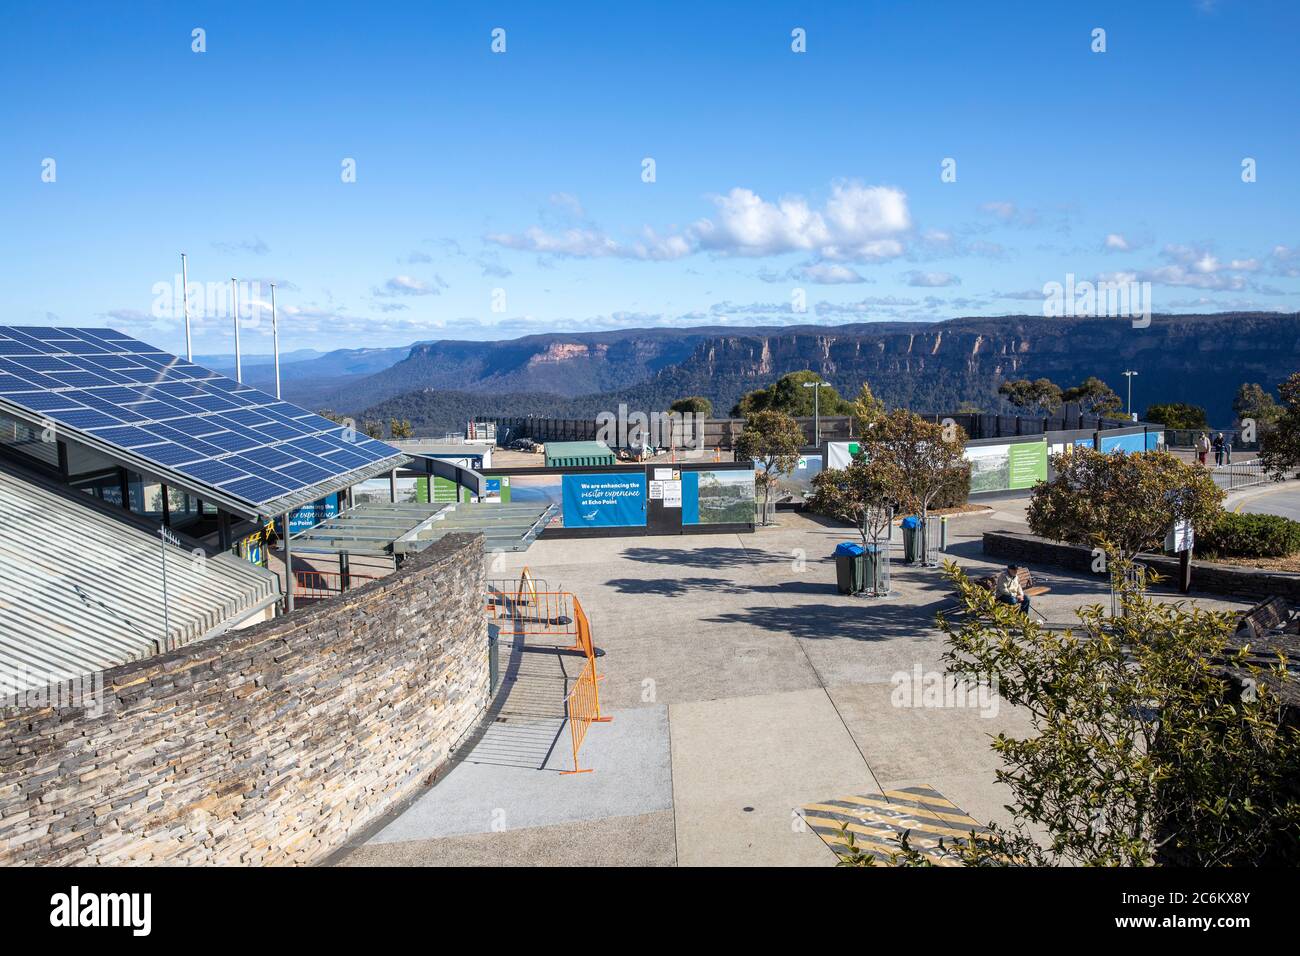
[1196,511,1300,559]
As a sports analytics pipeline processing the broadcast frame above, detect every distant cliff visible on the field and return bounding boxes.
[337,313,1300,431]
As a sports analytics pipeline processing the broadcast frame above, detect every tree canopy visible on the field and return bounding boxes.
[1027,448,1224,562]
[998,377,1063,416]
[731,370,854,418]
[1061,376,1124,416]
[1143,402,1207,430]
[734,409,805,524]
[669,396,713,417]
[1259,372,1300,479]
[861,410,969,525]
[1233,382,1280,428]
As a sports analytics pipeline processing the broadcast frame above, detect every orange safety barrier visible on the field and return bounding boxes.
[561,655,611,774]
[484,571,610,773]
[485,588,578,638]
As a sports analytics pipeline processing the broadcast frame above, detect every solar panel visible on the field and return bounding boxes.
[0,326,404,511]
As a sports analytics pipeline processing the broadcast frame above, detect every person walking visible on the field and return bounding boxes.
[1223,431,1233,465]
[1197,431,1210,465]
[1213,432,1225,467]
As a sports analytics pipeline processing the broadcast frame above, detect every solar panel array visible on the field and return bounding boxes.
[0,326,402,510]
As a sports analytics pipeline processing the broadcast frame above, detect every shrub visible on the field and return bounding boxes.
[1196,511,1300,559]
[932,460,972,509]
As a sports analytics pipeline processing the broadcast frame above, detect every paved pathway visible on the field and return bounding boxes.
[335,495,1255,866]
[1231,479,1300,521]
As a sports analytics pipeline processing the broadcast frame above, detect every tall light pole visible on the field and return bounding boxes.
[270,282,281,399]
[231,277,242,383]
[180,252,192,361]
[802,379,833,446]
[1122,370,1138,419]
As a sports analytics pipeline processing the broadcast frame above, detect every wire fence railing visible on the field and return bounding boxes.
[1209,458,1271,491]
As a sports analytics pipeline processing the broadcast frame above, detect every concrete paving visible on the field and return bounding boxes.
[1233,480,1300,521]
[340,492,1261,866]
[670,688,875,866]
[364,704,671,843]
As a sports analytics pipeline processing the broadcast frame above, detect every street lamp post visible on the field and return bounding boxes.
[801,380,833,445]
[1122,370,1138,419]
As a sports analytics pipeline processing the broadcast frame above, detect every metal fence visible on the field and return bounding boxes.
[1211,458,1270,490]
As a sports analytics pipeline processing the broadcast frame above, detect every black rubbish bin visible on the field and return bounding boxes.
[901,516,923,564]
[834,542,866,595]
[862,544,882,594]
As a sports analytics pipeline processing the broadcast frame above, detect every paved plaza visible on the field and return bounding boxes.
[335,486,1289,866]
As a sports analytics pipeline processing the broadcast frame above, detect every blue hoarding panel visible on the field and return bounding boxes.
[682,471,700,525]
[561,472,646,527]
[280,493,339,535]
[1100,432,1145,454]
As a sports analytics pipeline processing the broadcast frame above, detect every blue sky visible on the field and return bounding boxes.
[3,0,1298,355]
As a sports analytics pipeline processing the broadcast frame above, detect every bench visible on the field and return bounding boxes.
[949,567,1050,622]
[1235,596,1292,641]
[974,567,1050,600]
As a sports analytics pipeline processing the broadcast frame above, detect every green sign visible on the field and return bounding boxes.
[1008,441,1048,489]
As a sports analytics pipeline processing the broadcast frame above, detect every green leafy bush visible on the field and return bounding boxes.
[1197,511,1300,558]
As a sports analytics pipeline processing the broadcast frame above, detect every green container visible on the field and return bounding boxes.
[903,524,923,564]
[544,440,618,468]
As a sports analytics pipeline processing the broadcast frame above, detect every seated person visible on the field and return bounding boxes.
[995,564,1031,615]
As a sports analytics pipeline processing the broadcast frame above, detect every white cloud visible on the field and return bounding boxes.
[374,275,445,297]
[211,237,270,256]
[1104,233,1130,251]
[696,181,909,259]
[904,270,961,288]
[486,180,911,264]
[797,263,868,284]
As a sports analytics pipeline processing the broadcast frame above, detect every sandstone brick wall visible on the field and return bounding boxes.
[0,532,487,865]
[983,530,1300,601]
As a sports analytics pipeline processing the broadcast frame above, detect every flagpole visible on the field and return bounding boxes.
[180,253,192,361]
[271,283,281,399]
[231,277,242,382]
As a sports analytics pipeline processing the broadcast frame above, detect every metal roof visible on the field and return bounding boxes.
[544,440,616,468]
[290,501,557,557]
[0,463,282,699]
[0,326,409,522]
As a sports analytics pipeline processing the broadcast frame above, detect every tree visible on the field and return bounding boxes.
[1259,372,1300,479]
[998,377,1063,416]
[389,418,414,439]
[1027,448,1224,564]
[1062,376,1123,416]
[731,370,854,419]
[806,453,904,549]
[1233,382,1280,429]
[361,419,384,439]
[734,410,805,525]
[870,563,1300,866]
[852,381,886,430]
[1143,402,1207,430]
[670,396,712,417]
[861,410,969,559]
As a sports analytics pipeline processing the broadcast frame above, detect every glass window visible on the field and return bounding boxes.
[0,411,59,469]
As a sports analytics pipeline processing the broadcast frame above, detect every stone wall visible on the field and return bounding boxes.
[0,532,487,866]
[983,530,1300,601]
